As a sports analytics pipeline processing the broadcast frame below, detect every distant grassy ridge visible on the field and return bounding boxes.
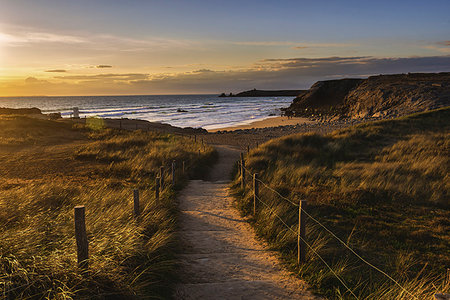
[232,107,449,299]
[0,115,216,299]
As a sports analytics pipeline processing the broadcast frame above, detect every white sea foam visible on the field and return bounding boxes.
[0,94,294,129]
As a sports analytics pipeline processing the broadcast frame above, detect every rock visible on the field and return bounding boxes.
[0,107,42,115]
[283,72,450,119]
[48,112,62,119]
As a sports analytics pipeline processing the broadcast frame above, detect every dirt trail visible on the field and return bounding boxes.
[174,145,320,299]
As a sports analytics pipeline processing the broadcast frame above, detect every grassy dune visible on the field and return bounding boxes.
[232,108,449,299]
[0,116,216,299]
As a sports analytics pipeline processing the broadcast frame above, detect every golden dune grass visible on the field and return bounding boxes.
[232,108,449,299]
[0,116,216,299]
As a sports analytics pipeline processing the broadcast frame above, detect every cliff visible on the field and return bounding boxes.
[283,73,450,119]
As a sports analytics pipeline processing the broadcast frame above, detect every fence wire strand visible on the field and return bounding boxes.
[254,194,359,299]
[242,165,418,299]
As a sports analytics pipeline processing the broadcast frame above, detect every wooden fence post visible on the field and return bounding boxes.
[298,200,307,265]
[247,145,250,154]
[182,161,185,174]
[133,189,139,217]
[74,206,88,269]
[172,161,176,186]
[253,173,258,216]
[240,153,245,191]
[159,166,164,188]
[155,177,160,202]
[194,135,197,142]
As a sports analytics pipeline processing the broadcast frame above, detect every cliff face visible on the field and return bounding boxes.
[343,73,450,118]
[284,73,450,118]
[284,79,363,115]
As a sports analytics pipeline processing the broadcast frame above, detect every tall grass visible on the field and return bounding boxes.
[0,116,216,299]
[232,107,450,299]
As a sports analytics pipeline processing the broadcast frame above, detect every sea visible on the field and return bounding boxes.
[0,95,294,130]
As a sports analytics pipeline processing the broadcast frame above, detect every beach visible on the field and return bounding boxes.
[207,116,316,132]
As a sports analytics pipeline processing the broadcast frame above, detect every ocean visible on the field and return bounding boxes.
[0,95,294,130]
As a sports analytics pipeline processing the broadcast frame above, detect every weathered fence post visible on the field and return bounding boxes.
[74,206,88,269]
[194,135,197,142]
[253,173,258,216]
[247,145,250,154]
[155,177,160,202]
[238,160,241,176]
[298,200,307,265]
[182,161,185,174]
[172,160,176,186]
[133,189,139,217]
[159,166,164,188]
[240,153,245,191]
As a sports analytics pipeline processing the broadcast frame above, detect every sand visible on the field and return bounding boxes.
[208,116,316,132]
[174,145,320,299]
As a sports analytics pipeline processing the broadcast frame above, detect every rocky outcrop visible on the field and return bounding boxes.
[282,79,363,116]
[219,89,306,97]
[342,73,450,118]
[283,73,450,119]
[0,107,42,115]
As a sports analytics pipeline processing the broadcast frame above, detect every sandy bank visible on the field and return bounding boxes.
[208,116,316,132]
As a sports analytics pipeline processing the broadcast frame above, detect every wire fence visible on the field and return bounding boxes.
[239,160,418,299]
[2,133,210,298]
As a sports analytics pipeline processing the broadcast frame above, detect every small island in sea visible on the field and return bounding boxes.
[219,88,306,97]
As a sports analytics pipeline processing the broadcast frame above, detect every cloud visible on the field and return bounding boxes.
[54,73,148,81]
[437,41,450,46]
[3,55,450,96]
[233,41,357,48]
[45,69,67,73]
[96,65,112,68]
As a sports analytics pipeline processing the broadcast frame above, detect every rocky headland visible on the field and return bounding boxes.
[283,72,450,119]
[219,89,306,97]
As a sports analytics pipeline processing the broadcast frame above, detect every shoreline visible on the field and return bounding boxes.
[207,116,316,132]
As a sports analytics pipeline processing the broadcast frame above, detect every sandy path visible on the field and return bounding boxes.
[174,145,320,299]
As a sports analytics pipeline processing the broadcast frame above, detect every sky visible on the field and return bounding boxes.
[0,0,449,96]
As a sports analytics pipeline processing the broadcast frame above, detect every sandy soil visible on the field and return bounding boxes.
[174,145,321,299]
[208,117,316,132]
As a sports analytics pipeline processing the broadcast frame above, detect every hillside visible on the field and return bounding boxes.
[0,115,216,298]
[283,72,450,119]
[232,108,450,299]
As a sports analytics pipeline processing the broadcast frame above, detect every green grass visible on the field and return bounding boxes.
[0,116,216,299]
[231,107,450,299]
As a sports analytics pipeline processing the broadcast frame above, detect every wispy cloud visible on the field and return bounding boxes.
[437,41,450,46]
[0,25,196,51]
[54,73,148,81]
[96,65,112,68]
[2,55,450,96]
[45,69,67,73]
[233,41,358,48]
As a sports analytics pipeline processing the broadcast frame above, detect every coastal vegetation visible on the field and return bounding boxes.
[0,115,216,299]
[232,107,450,299]
[284,72,450,120]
